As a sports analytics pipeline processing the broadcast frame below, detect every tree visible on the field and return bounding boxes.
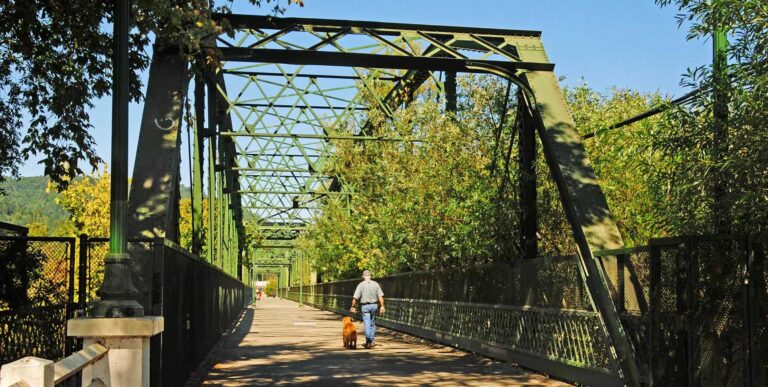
[297,75,522,279]
[56,165,111,237]
[24,222,48,237]
[652,0,768,234]
[178,196,209,255]
[296,75,683,280]
[0,0,302,191]
[565,83,667,245]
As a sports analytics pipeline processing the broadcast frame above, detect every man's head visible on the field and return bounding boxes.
[362,269,371,281]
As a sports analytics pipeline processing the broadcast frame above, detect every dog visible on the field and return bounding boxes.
[342,316,357,349]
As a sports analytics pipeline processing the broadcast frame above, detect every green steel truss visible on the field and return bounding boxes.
[210,14,551,238]
[128,13,646,385]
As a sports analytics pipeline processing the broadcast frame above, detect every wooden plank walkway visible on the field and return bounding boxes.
[190,297,569,386]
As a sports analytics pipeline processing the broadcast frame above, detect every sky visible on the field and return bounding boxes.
[19,0,712,184]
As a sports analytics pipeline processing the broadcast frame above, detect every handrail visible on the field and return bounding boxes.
[52,343,108,384]
[282,291,599,316]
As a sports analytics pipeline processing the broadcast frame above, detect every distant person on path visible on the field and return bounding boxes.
[349,270,385,349]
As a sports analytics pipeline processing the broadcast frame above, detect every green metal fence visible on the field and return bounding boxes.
[281,256,624,386]
[157,240,253,387]
[281,235,768,387]
[84,237,253,387]
[596,235,768,386]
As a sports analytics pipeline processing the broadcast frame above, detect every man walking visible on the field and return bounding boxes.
[350,270,385,349]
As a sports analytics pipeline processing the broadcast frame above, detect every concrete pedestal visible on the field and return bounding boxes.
[0,357,53,387]
[67,317,163,387]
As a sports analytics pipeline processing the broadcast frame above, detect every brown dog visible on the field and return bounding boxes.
[342,316,357,349]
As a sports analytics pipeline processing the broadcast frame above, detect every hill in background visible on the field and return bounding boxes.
[0,176,192,236]
[0,176,70,235]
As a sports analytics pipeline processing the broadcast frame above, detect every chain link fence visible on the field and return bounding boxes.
[0,236,76,364]
[84,237,155,307]
[1,234,253,387]
[645,235,767,386]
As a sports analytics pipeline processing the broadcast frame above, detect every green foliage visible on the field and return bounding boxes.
[0,0,298,191]
[0,176,72,235]
[56,166,111,237]
[298,75,522,280]
[178,197,209,255]
[264,276,278,296]
[653,0,768,234]
[565,84,668,245]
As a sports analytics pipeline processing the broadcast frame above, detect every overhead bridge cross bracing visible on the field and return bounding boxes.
[210,13,553,237]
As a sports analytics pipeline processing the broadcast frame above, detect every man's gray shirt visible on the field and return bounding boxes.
[353,280,384,304]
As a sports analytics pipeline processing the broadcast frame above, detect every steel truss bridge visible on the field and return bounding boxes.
[126,13,646,386]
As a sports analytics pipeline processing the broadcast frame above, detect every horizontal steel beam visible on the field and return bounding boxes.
[230,167,310,173]
[219,48,555,73]
[243,206,319,210]
[255,225,307,230]
[215,13,542,38]
[238,190,350,195]
[235,103,369,111]
[224,70,400,81]
[239,172,318,177]
[220,132,425,142]
[240,153,324,157]
[260,236,298,241]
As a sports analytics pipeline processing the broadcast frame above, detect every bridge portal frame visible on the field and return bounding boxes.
[129,13,641,386]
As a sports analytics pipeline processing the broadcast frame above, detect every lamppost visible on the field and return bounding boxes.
[92,0,144,317]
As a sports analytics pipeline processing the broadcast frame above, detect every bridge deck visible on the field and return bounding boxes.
[192,297,568,386]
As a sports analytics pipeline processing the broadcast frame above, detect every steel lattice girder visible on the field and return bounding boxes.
[204,14,642,386]
[212,13,554,233]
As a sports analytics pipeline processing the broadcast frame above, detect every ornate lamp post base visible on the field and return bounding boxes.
[91,252,145,318]
[91,299,145,318]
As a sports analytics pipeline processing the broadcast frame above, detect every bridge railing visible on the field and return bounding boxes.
[156,239,253,387]
[282,234,768,386]
[1,235,252,387]
[281,256,625,386]
[594,235,768,386]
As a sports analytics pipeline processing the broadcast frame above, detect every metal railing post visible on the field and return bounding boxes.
[78,234,88,310]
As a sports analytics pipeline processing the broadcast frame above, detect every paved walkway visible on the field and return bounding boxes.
[191,297,569,386]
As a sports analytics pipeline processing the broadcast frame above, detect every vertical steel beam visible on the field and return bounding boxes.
[192,75,206,256]
[445,71,457,112]
[217,168,224,269]
[517,91,538,307]
[210,67,244,276]
[215,70,244,276]
[206,70,218,265]
[518,92,537,260]
[207,138,216,263]
[93,0,143,317]
[712,29,729,233]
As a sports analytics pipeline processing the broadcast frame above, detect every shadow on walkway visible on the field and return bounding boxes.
[188,298,568,386]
